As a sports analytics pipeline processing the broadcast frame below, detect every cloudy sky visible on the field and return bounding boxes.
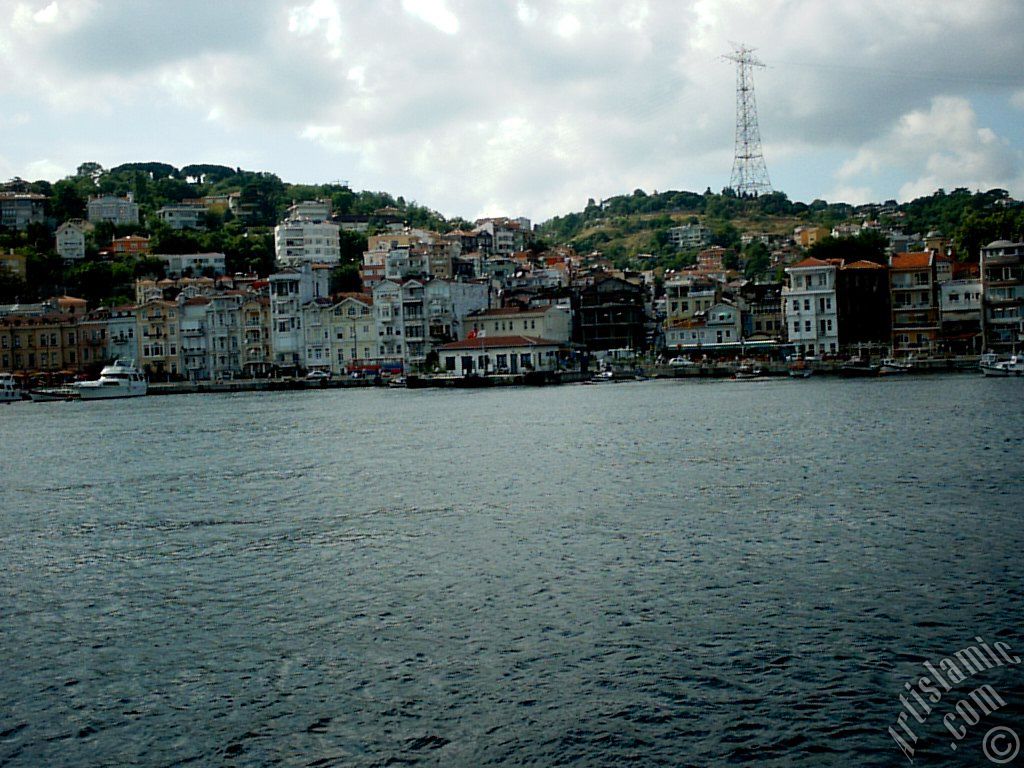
[1,0,1023,221]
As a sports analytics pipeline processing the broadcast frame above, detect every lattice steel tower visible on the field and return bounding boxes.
[723,44,772,197]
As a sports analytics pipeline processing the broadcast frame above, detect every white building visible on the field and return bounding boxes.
[784,257,840,356]
[269,263,330,371]
[274,199,340,267]
[87,194,139,226]
[157,202,207,230]
[464,305,572,344]
[438,336,562,375]
[107,306,138,362]
[372,278,490,371]
[274,219,341,267]
[668,223,712,250]
[56,220,87,261]
[158,252,227,278]
[0,192,46,230]
[179,297,211,380]
[665,301,742,350]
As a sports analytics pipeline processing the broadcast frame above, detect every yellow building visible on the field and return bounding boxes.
[238,295,273,377]
[794,226,831,248]
[0,313,80,373]
[137,299,179,378]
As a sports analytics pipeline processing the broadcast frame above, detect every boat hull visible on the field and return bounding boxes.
[76,384,148,400]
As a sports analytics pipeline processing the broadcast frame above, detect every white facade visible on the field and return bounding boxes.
[159,252,227,278]
[665,301,742,350]
[372,278,490,370]
[157,203,207,230]
[784,260,840,355]
[56,220,87,261]
[87,194,139,225]
[439,336,561,374]
[668,223,712,250]
[464,305,572,344]
[107,307,138,362]
[269,264,330,369]
[274,219,341,267]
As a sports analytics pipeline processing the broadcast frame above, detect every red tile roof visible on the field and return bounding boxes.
[788,257,834,269]
[439,335,562,350]
[891,252,933,269]
[842,260,886,270]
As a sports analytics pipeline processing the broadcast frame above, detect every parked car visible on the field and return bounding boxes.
[668,357,696,367]
[305,370,331,381]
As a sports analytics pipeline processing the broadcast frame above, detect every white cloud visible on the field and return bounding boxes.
[401,0,459,35]
[834,96,1023,201]
[0,1,1023,218]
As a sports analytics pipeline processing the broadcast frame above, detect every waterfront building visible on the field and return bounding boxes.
[889,252,940,355]
[87,194,139,226]
[784,257,840,356]
[0,312,79,373]
[836,260,891,352]
[464,305,572,345]
[56,220,87,261]
[438,335,563,375]
[301,294,375,374]
[575,275,647,352]
[737,282,784,341]
[979,239,1024,353]
[157,202,208,230]
[77,308,110,369]
[939,279,983,354]
[137,299,179,378]
[664,301,742,352]
[106,305,138,363]
[179,297,212,381]
[372,278,490,371]
[239,295,272,378]
[269,264,330,372]
[203,293,244,379]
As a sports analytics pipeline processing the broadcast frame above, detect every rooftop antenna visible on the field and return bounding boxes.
[722,43,773,197]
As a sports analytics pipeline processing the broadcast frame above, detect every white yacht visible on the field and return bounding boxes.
[980,354,1024,377]
[75,359,148,400]
[0,373,22,403]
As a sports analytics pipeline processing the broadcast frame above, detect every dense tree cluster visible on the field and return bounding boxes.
[0,161,459,305]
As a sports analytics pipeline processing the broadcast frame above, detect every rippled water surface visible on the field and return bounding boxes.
[1,376,1022,766]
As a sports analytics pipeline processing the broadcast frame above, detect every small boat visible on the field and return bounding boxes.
[734,363,763,380]
[29,385,80,402]
[840,359,880,377]
[0,373,23,403]
[388,375,407,388]
[588,369,616,383]
[880,357,915,374]
[980,354,1024,377]
[788,359,812,378]
[75,359,148,400]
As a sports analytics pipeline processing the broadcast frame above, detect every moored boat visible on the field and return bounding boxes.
[0,373,23,403]
[29,385,80,402]
[75,359,148,400]
[840,359,880,377]
[980,354,1024,377]
[787,359,812,378]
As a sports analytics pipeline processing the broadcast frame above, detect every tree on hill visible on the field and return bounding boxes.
[807,230,888,265]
